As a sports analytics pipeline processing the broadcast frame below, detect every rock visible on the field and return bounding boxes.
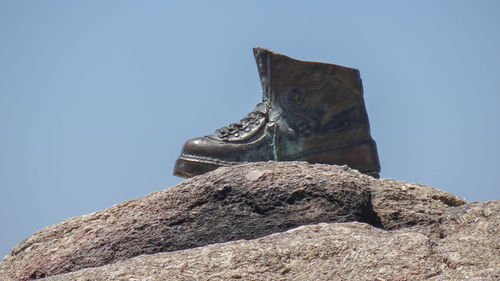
[372,178,465,229]
[0,162,381,280]
[41,200,500,281]
[0,162,473,280]
[428,200,500,276]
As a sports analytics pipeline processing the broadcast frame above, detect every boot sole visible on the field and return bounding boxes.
[173,157,226,178]
[174,156,379,179]
[174,139,380,179]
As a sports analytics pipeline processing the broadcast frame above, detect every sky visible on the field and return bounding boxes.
[1,1,499,258]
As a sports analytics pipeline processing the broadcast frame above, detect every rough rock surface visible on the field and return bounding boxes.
[0,161,478,280]
[42,200,500,281]
[0,162,381,280]
[371,178,465,229]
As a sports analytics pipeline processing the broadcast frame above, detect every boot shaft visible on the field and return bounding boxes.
[253,47,364,104]
[253,47,375,161]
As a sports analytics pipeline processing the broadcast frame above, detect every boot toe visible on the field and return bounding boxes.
[181,137,210,156]
[173,137,229,178]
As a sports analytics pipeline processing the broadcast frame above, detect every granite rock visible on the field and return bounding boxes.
[371,178,465,229]
[42,200,500,281]
[0,162,381,280]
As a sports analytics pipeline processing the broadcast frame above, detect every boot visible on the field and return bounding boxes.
[173,47,380,178]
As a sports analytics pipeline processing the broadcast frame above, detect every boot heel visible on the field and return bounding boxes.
[294,139,380,178]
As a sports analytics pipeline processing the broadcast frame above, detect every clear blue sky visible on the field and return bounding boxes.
[1,1,499,258]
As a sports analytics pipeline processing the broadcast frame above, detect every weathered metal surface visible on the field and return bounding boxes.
[174,47,380,178]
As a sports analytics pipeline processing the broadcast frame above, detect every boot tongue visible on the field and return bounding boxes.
[253,102,269,114]
[253,47,272,103]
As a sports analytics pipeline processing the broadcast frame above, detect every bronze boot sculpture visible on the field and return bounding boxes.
[174,47,380,178]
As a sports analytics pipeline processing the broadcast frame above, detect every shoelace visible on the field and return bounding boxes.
[216,103,267,138]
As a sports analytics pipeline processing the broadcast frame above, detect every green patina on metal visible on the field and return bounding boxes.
[174,47,380,178]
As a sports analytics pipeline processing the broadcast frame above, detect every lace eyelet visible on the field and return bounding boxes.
[215,102,268,139]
